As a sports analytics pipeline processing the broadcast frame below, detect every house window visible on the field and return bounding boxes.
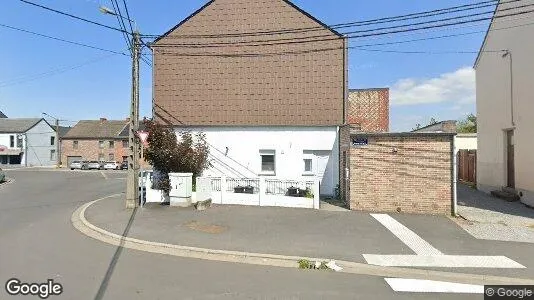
[99,141,105,149]
[122,140,128,148]
[50,136,55,146]
[50,150,56,161]
[109,153,114,161]
[122,156,128,162]
[10,135,14,148]
[260,150,275,174]
[109,141,114,149]
[304,159,313,172]
[73,141,79,149]
[98,153,105,161]
[17,136,23,148]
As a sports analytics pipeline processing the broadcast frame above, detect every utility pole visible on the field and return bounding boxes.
[126,31,141,209]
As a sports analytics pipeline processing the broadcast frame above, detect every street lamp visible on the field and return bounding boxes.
[100,6,141,209]
[99,6,137,31]
[42,112,60,168]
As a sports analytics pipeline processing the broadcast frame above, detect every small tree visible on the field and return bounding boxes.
[143,119,210,193]
[457,113,477,133]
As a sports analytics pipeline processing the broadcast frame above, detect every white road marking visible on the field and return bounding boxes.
[100,171,108,179]
[385,278,484,294]
[370,213,443,255]
[364,254,526,268]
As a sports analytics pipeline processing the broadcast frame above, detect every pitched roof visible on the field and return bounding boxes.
[118,122,146,138]
[0,118,42,133]
[0,111,7,118]
[152,0,343,44]
[58,126,72,137]
[473,0,501,69]
[63,120,128,139]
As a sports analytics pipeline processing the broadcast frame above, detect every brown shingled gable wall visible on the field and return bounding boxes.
[153,0,345,126]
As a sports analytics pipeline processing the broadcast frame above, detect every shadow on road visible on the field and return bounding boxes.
[94,205,138,300]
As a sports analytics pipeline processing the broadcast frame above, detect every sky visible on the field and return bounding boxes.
[0,0,491,131]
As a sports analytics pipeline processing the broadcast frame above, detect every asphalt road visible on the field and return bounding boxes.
[0,169,522,299]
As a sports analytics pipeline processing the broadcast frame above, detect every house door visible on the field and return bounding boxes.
[506,130,515,188]
[315,151,333,196]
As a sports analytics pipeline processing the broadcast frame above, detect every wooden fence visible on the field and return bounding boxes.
[458,150,476,183]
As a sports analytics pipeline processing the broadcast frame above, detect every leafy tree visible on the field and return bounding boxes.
[143,119,211,192]
[457,114,477,133]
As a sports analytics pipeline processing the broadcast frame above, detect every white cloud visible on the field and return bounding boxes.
[390,67,475,106]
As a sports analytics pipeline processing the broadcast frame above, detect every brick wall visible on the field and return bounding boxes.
[338,124,355,205]
[347,133,454,215]
[347,89,389,132]
[61,139,150,167]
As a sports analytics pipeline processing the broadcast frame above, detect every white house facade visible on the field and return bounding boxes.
[183,126,339,196]
[0,118,57,166]
[474,0,534,207]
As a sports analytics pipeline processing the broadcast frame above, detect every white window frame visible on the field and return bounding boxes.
[302,151,315,176]
[259,150,276,176]
[50,149,56,161]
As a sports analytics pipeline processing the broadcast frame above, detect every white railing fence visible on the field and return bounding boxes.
[196,176,320,209]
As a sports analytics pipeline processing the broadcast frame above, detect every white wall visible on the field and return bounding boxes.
[25,120,56,166]
[476,0,534,206]
[454,134,477,151]
[176,126,339,196]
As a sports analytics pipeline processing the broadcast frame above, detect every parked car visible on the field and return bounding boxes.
[120,161,128,170]
[0,167,5,183]
[87,161,104,170]
[103,161,121,170]
[70,161,88,170]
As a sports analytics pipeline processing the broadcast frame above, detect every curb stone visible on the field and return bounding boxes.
[72,195,534,286]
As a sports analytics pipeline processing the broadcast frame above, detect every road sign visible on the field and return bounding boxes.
[137,131,149,146]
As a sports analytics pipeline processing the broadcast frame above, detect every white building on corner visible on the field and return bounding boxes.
[474,0,534,207]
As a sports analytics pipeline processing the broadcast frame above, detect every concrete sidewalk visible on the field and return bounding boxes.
[82,195,534,279]
[456,184,534,243]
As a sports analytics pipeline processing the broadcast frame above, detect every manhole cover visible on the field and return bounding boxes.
[183,221,227,234]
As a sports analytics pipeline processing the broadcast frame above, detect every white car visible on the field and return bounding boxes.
[103,161,121,170]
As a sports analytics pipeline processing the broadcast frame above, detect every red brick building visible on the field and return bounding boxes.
[61,119,149,168]
[346,88,389,132]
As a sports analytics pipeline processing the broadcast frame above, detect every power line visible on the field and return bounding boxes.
[0,54,120,87]
[147,18,534,58]
[110,0,133,53]
[18,0,128,34]
[121,0,135,35]
[0,23,128,55]
[141,0,508,39]
[150,8,534,49]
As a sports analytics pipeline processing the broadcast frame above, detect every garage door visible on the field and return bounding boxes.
[67,156,82,166]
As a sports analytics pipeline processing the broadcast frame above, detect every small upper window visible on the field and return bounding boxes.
[122,140,128,148]
[50,136,55,146]
[9,135,15,148]
[109,141,114,149]
[304,158,313,173]
[99,141,105,149]
[73,140,79,149]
